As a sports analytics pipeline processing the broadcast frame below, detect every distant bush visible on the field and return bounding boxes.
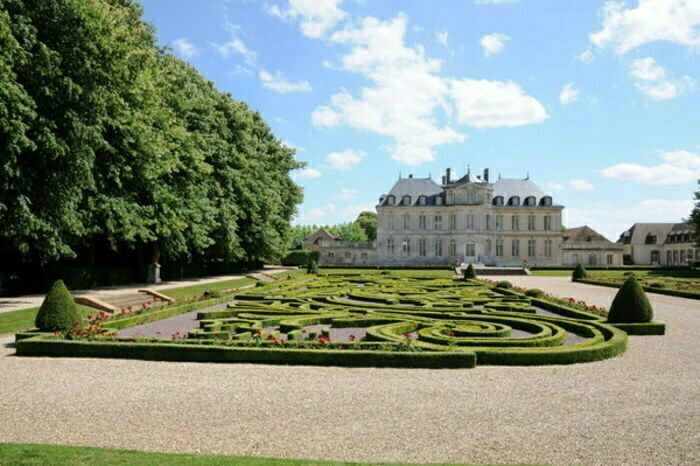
[201,289,223,299]
[463,264,476,280]
[34,280,81,332]
[572,264,588,281]
[525,288,545,298]
[307,259,319,274]
[255,281,267,287]
[607,276,653,323]
[496,280,512,289]
[281,250,319,267]
[647,282,666,289]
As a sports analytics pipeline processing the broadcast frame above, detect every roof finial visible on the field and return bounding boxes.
[428,171,431,179]
[498,171,502,180]
[467,164,471,175]
[526,170,529,180]
[399,171,402,179]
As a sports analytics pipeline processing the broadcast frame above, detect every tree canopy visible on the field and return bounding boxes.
[691,180,700,248]
[0,0,302,269]
[288,211,376,249]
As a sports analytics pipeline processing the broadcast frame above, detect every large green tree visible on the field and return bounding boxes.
[355,211,377,241]
[0,0,302,272]
[691,180,700,247]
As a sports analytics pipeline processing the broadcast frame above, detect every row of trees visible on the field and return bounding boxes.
[0,1,302,278]
[288,211,378,250]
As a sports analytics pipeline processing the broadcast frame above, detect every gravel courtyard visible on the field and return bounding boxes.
[1,277,698,465]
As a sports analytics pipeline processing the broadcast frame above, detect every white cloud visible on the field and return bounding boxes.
[449,79,548,128]
[545,182,565,192]
[269,0,347,38]
[576,48,595,64]
[569,179,594,191]
[565,198,694,240]
[342,202,377,220]
[215,39,256,64]
[172,38,199,58]
[311,14,544,165]
[259,70,313,93]
[436,30,449,47]
[589,0,700,55]
[480,33,511,56]
[559,82,580,105]
[298,203,336,223]
[629,57,694,100]
[294,167,322,179]
[601,150,700,185]
[338,188,358,200]
[326,149,366,170]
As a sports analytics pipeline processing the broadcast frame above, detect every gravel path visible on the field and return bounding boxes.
[0,266,293,314]
[1,276,698,465]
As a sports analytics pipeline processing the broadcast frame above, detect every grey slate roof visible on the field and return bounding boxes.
[564,226,613,243]
[379,177,443,205]
[492,178,547,200]
[617,223,675,245]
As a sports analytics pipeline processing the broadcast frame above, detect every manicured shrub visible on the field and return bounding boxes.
[255,280,267,287]
[572,263,588,281]
[525,288,545,298]
[647,281,666,289]
[201,289,222,299]
[34,280,81,332]
[281,250,319,267]
[463,264,476,280]
[307,259,319,274]
[496,280,512,289]
[607,276,653,323]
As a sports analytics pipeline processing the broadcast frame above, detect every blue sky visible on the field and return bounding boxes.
[139,0,699,240]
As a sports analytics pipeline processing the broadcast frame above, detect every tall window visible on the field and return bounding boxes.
[388,214,395,230]
[544,239,552,258]
[543,215,552,231]
[435,239,443,257]
[495,215,503,231]
[607,254,613,265]
[328,252,334,259]
[527,215,536,231]
[403,214,411,230]
[434,215,443,230]
[528,239,536,257]
[402,238,411,255]
[361,252,368,263]
[387,238,395,254]
[418,238,427,257]
[511,215,520,231]
[512,239,520,257]
[418,214,427,229]
[465,214,475,230]
[485,214,491,230]
[449,213,457,230]
[496,239,504,257]
[448,239,456,256]
[667,250,672,265]
[465,243,476,257]
[485,239,492,256]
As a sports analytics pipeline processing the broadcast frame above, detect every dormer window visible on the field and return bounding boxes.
[402,195,411,205]
[435,196,443,205]
[492,196,504,206]
[509,196,521,206]
[418,195,427,205]
[524,196,536,206]
[539,196,552,207]
[645,234,657,244]
[386,195,395,205]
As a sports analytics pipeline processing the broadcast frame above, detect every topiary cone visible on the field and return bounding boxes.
[572,263,588,281]
[307,259,319,274]
[607,276,653,323]
[35,280,81,332]
[463,263,476,280]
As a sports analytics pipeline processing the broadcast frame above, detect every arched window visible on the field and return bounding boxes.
[386,195,395,205]
[525,196,536,206]
[402,195,411,205]
[492,196,504,206]
[435,196,443,205]
[418,195,427,205]
[539,196,552,207]
[509,196,520,206]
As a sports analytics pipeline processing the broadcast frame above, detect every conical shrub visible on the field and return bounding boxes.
[307,259,319,274]
[35,280,81,332]
[572,263,588,281]
[607,276,653,323]
[463,263,476,280]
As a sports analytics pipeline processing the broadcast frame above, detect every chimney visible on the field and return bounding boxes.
[408,173,413,179]
[441,175,446,185]
[446,168,451,183]
[483,168,489,182]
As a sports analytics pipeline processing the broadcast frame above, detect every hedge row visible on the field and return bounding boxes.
[14,335,477,368]
[609,322,666,336]
[280,250,319,267]
[576,278,700,300]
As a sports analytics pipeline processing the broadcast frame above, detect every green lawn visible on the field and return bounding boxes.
[0,304,95,335]
[0,443,499,466]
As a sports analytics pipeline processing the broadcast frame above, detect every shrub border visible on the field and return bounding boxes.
[575,278,700,300]
[609,322,666,336]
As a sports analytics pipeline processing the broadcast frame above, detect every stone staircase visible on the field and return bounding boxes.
[456,266,531,277]
[75,289,174,314]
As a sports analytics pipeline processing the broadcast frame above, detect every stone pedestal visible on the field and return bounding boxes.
[147,263,161,284]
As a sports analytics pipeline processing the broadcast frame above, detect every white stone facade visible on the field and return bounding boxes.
[618,222,698,266]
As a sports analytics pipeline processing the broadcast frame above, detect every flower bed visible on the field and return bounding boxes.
[15,272,633,368]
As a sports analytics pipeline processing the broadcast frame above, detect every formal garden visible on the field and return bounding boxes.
[14,267,664,369]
